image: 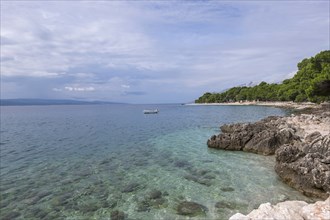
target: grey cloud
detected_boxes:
[0,56,15,62]
[122,91,147,96]
[0,36,16,45]
[1,1,328,103]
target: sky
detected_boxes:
[1,1,329,104]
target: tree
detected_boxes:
[195,50,330,103]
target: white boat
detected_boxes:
[143,109,159,114]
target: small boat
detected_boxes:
[143,109,159,114]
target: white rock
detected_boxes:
[247,201,306,220]
[300,197,330,220]
[229,213,251,220]
[229,198,330,220]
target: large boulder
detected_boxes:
[207,116,300,155]
[208,110,330,200]
[275,133,330,199]
[300,197,330,220]
[229,197,330,220]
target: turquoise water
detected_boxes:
[0,104,314,219]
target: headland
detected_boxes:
[204,102,330,219]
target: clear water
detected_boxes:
[0,104,314,219]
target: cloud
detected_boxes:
[64,86,95,92]
[122,91,146,96]
[52,88,62,92]
[284,71,298,81]
[1,1,329,103]
[121,84,130,89]
[1,1,154,78]
[52,86,95,92]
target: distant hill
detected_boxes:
[0,99,123,106]
[195,50,330,104]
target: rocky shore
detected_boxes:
[229,196,330,220]
[206,104,330,218]
[208,104,330,199]
[187,101,318,110]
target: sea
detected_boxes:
[0,104,315,219]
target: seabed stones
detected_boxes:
[137,189,168,212]
[220,187,235,192]
[110,210,126,220]
[183,168,217,187]
[176,201,208,217]
[2,211,21,220]
[147,190,162,200]
[121,182,141,193]
[215,201,242,210]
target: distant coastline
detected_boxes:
[0,99,123,106]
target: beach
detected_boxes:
[186,101,320,110]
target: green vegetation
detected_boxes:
[195,50,330,104]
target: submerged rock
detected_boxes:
[151,198,167,208]
[184,174,212,186]
[215,201,236,209]
[110,210,125,220]
[215,200,247,211]
[25,190,52,205]
[220,187,235,192]
[29,208,48,219]
[2,211,21,220]
[121,182,140,193]
[137,190,167,211]
[184,169,215,186]
[51,192,73,207]
[176,201,208,216]
[136,200,151,212]
[173,159,191,168]
[147,190,162,200]
[229,197,330,220]
[101,200,117,208]
[79,202,100,213]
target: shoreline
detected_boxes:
[208,104,329,197]
[186,101,322,110]
[230,197,330,220]
[204,103,330,219]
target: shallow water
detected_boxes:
[0,104,314,219]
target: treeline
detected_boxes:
[195,50,330,103]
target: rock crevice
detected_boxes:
[275,133,330,199]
